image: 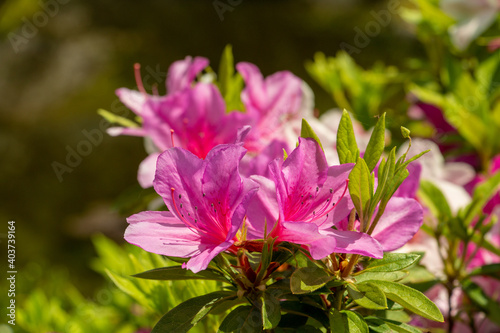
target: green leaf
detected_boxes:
[329,310,369,333]
[471,235,500,257]
[349,157,371,224]
[463,280,500,325]
[347,282,387,310]
[133,266,229,283]
[377,309,411,323]
[290,267,333,294]
[280,301,329,327]
[337,109,359,164]
[398,149,430,171]
[367,280,444,322]
[399,266,438,293]
[276,313,308,329]
[218,44,234,98]
[417,180,452,219]
[363,113,386,172]
[283,148,288,161]
[372,148,396,211]
[300,118,324,150]
[360,253,421,273]
[467,263,500,280]
[261,292,281,329]
[366,317,421,333]
[410,84,446,109]
[152,291,236,333]
[443,98,488,153]
[354,271,407,283]
[219,306,263,333]
[364,317,393,333]
[98,109,139,128]
[461,171,500,226]
[275,325,323,333]
[217,44,245,112]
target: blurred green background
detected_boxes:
[0,0,422,298]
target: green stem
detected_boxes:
[334,285,346,311]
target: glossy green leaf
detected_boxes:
[290,267,333,294]
[363,113,386,172]
[219,306,262,333]
[371,148,395,212]
[133,266,229,283]
[364,317,393,333]
[367,317,421,333]
[217,44,245,112]
[300,118,324,150]
[367,280,443,322]
[151,291,236,333]
[360,253,421,273]
[354,271,407,283]
[218,44,234,98]
[399,266,438,293]
[467,263,500,280]
[261,292,281,329]
[329,310,369,333]
[347,282,387,310]
[337,109,359,164]
[349,157,371,222]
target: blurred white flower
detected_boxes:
[441,0,500,50]
[399,138,475,213]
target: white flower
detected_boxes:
[441,0,500,50]
[399,138,475,213]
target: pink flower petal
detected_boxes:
[371,197,423,251]
[167,56,209,94]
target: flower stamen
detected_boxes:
[134,63,147,95]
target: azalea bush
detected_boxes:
[92,0,500,328]
[94,43,440,332]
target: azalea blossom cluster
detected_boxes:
[108,56,307,187]
[109,56,423,274]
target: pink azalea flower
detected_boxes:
[237,62,305,154]
[333,160,424,253]
[246,137,383,260]
[124,144,258,273]
[110,57,250,187]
